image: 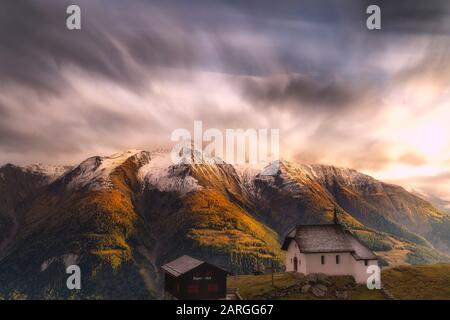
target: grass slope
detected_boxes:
[230,265,450,300]
[382,263,450,299]
[0,157,157,299]
[228,272,303,299]
[228,272,385,300]
[142,163,285,274]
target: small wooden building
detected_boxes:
[162,255,228,300]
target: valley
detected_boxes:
[0,149,449,299]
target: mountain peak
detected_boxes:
[107,149,144,159]
[0,162,72,183]
[63,149,153,190]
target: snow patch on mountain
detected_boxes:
[279,161,381,191]
[24,164,72,182]
[66,149,143,190]
[138,151,201,195]
[234,163,263,185]
[260,160,282,176]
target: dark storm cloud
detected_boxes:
[0,0,450,179]
[0,115,83,155]
[361,0,450,34]
[0,0,287,93]
[0,0,204,93]
[1,0,123,92]
[2,0,448,94]
[242,75,377,113]
[0,85,164,162]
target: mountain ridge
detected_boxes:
[0,149,449,299]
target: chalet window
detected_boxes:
[208,283,218,293]
[364,260,368,266]
[321,255,325,265]
[336,255,340,264]
[187,284,199,294]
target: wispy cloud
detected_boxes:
[1,0,450,201]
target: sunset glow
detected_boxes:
[1,0,450,203]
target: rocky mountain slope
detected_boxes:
[0,149,449,299]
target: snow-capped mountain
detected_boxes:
[59,149,149,190]
[21,164,72,182]
[138,150,202,195]
[0,148,449,299]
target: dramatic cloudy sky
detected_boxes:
[1,0,450,203]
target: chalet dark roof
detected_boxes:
[161,255,204,277]
[281,224,377,260]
